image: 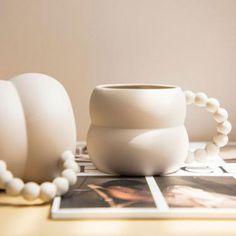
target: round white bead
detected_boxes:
[217,121,232,135]
[0,170,13,189]
[185,151,195,163]
[39,182,57,202]
[194,149,207,162]
[0,160,7,171]
[194,92,208,107]
[206,98,220,113]
[213,133,229,147]
[61,150,75,162]
[206,142,219,156]
[185,90,195,105]
[61,169,77,186]
[5,178,24,196]
[213,108,228,123]
[22,182,40,201]
[63,160,79,173]
[53,177,69,196]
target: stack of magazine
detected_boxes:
[51,142,236,219]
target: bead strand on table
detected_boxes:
[184,90,232,163]
[0,150,79,202]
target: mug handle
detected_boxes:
[184,90,232,163]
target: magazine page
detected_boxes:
[51,142,236,219]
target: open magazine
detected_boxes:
[51,142,236,219]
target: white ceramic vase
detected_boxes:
[87,84,231,175]
[0,73,76,183]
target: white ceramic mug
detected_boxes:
[87,84,231,175]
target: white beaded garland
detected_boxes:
[217,121,232,135]
[61,150,75,162]
[206,142,219,156]
[213,133,229,147]
[194,149,207,162]
[6,178,24,196]
[22,182,40,201]
[61,169,77,186]
[63,160,79,173]
[194,92,208,107]
[206,98,220,113]
[0,150,78,202]
[53,177,69,196]
[213,108,228,123]
[0,160,7,171]
[0,170,13,189]
[185,90,195,105]
[39,182,57,202]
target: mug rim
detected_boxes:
[96,83,179,90]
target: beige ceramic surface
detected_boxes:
[0,73,77,183]
[88,125,189,175]
[87,84,189,175]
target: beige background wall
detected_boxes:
[0,0,235,141]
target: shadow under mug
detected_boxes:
[87,84,231,175]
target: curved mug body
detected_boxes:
[87,84,189,175]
